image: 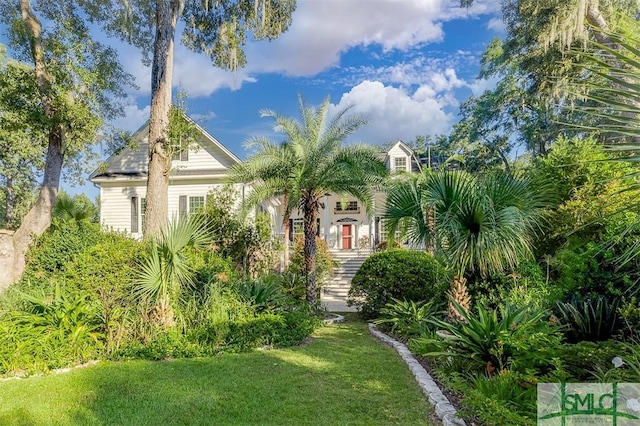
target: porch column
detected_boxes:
[324,193,330,242]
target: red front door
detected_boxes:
[342,225,352,249]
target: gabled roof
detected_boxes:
[90,117,241,182]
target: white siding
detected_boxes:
[100,179,249,238]
[100,181,147,238]
[388,143,411,173]
[170,136,234,171]
[103,140,149,174]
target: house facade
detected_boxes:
[90,122,254,239]
[276,141,414,250]
[91,123,417,249]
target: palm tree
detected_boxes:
[230,139,298,270]
[384,169,547,320]
[136,215,211,329]
[52,192,97,224]
[248,95,387,305]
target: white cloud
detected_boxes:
[244,0,500,77]
[487,17,506,32]
[172,45,257,96]
[114,0,500,99]
[469,75,499,96]
[111,102,151,132]
[331,80,454,144]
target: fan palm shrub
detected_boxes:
[136,216,211,329]
[384,170,547,320]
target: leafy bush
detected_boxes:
[469,261,559,311]
[347,249,448,319]
[467,371,536,425]
[0,285,104,374]
[420,302,561,373]
[555,296,623,343]
[115,331,207,360]
[225,309,319,351]
[236,277,289,312]
[276,271,306,301]
[554,340,628,381]
[20,221,104,289]
[289,236,335,287]
[196,186,279,276]
[374,298,442,337]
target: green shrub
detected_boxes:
[469,261,559,311]
[467,371,536,425]
[226,309,319,351]
[347,249,448,319]
[554,340,628,381]
[289,237,335,287]
[20,221,104,290]
[0,285,104,374]
[236,277,289,312]
[115,331,207,360]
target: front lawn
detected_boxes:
[0,318,434,425]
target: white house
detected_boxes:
[91,123,418,250]
[90,121,254,239]
[277,140,416,250]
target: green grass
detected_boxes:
[0,318,435,425]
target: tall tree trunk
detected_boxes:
[426,206,435,255]
[5,176,15,227]
[12,131,64,281]
[143,0,184,238]
[1,0,66,289]
[282,192,291,269]
[303,198,318,305]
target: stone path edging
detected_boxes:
[368,323,466,426]
[323,313,346,324]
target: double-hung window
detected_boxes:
[394,157,407,172]
[179,195,205,217]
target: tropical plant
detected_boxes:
[7,283,104,366]
[195,185,276,276]
[384,170,547,320]
[230,139,297,269]
[236,278,289,312]
[247,95,387,305]
[560,22,640,267]
[52,192,97,224]
[288,236,335,295]
[374,298,443,337]
[136,216,211,329]
[555,296,623,342]
[421,301,559,373]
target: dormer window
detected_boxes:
[394,157,407,172]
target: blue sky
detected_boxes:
[10,0,506,198]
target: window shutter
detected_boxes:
[288,219,293,242]
[316,218,320,236]
[179,195,187,217]
[131,197,139,233]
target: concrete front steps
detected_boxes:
[321,249,370,312]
